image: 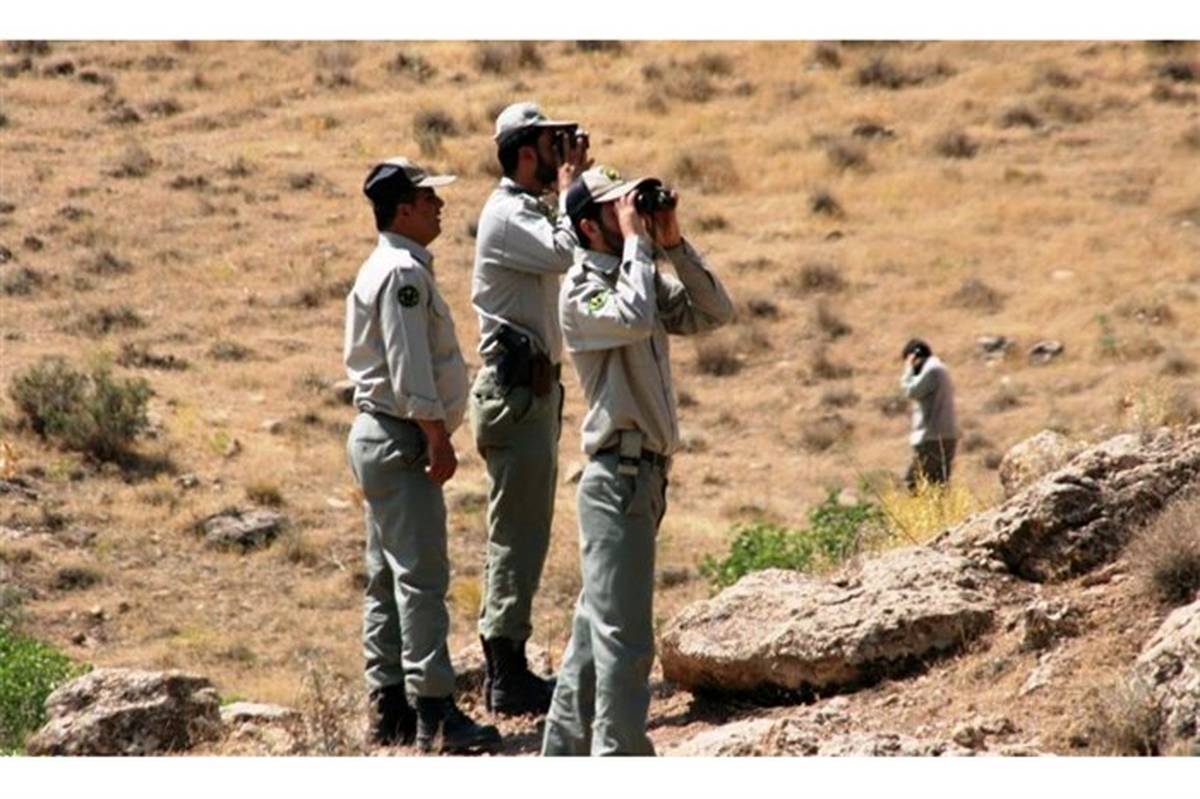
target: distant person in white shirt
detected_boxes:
[899,338,959,492]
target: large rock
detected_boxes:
[26,669,221,755]
[1133,599,1200,747]
[937,426,1200,581]
[659,548,994,696]
[202,509,285,551]
[998,430,1084,498]
[668,718,971,756]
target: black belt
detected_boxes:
[483,353,561,386]
[596,447,671,470]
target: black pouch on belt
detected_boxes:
[494,325,533,392]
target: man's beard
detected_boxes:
[598,216,625,255]
[534,149,557,187]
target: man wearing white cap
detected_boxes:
[541,166,735,755]
[345,157,501,754]
[469,102,591,716]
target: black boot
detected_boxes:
[415,696,502,755]
[367,683,416,747]
[486,637,556,717]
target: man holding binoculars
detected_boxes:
[541,165,735,756]
[469,102,591,716]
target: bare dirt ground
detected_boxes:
[2,40,1198,754]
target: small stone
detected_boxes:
[952,722,985,749]
[71,631,87,646]
[980,716,1016,736]
[223,438,242,458]
[1050,269,1075,282]
[260,419,283,434]
[325,497,351,510]
[220,702,300,726]
[116,600,131,614]
[88,605,105,621]
[176,474,200,490]
[977,335,1013,357]
[1028,339,1064,364]
[202,508,285,551]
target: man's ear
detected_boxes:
[578,217,600,248]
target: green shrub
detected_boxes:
[8,356,152,462]
[0,623,88,753]
[700,490,885,590]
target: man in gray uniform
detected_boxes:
[344,156,501,754]
[900,338,959,492]
[470,102,591,716]
[541,166,735,756]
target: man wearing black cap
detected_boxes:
[469,102,591,716]
[900,338,959,492]
[344,156,501,754]
[542,165,734,756]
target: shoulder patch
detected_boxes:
[397,284,421,308]
[586,291,610,313]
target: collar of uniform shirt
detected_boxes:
[378,231,435,270]
[581,249,621,276]
[499,176,540,198]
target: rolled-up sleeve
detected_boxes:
[561,236,658,352]
[378,272,445,420]
[656,239,736,335]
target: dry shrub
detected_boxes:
[933,129,980,159]
[413,108,458,156]
[1039,94,1094,123]
[982,383,1021,414]
[800,414,852,453]
[145,98,182,118]
[1160,352,1196,376]
[474,42,542,75]
[81,251,133,276]
[808,345,853,381]
[1180,125,1200,151]
[1157,59,1197,83]
[809,189,843,217]
[695,338,742,377]
[54,565,102,591]
[1036,64,1082,89]
[1128,493,1200,606]
[820,388,859,408]
[812,42,841,69]
[574,41,625,54]
[386,50,436,83]
[670,152,740,193]
[813,299,851,339]
[696,215,728,232]
[1151,83,1198,105]
[208,340,253,362]
[107,143,156,178]
[66,305,145,336]
[642,53,735,104]
[2,266,44,297]
[1119,381,1199,431]
[874,477,982,544]
[999,105,1042,129]
[779,262,846,297]
[877,394,908,417]
[117,342,187,371]
[825,139,868,172]
[314,46,357,88]
[948,278,1003,313]
[1081,680,1162,756]
[744,297,779,320]
[246,481,284,508]
[294,662,367,755]
[855,56,952,90]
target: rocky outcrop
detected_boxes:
[998,430,1084,498]
[1134,599,1200,747]
[659,548,994,696]
[937,426,1200,581]
[668,718,972,756]
[1019,599,1083,652]
[26,669,221,755]
[202,509,284,551]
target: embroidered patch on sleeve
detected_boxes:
[397,285,421,308]
[586,291,609,313]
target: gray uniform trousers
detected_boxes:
[347,412,456,698]
[469,364,562,641]
[541,451,667,756]
[905,437,958,491]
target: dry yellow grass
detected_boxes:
[1,40,1199,712]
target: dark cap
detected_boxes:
[564,165,656,224]
[901,338,932,360]
[494,101,577,148]
[362,156,456,205]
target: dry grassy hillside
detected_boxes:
[1,40,1198,727]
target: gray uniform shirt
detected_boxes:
[472,177,578,366]
[560,236,735,457]
[344,232,469,432]
[900,355,958,446]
